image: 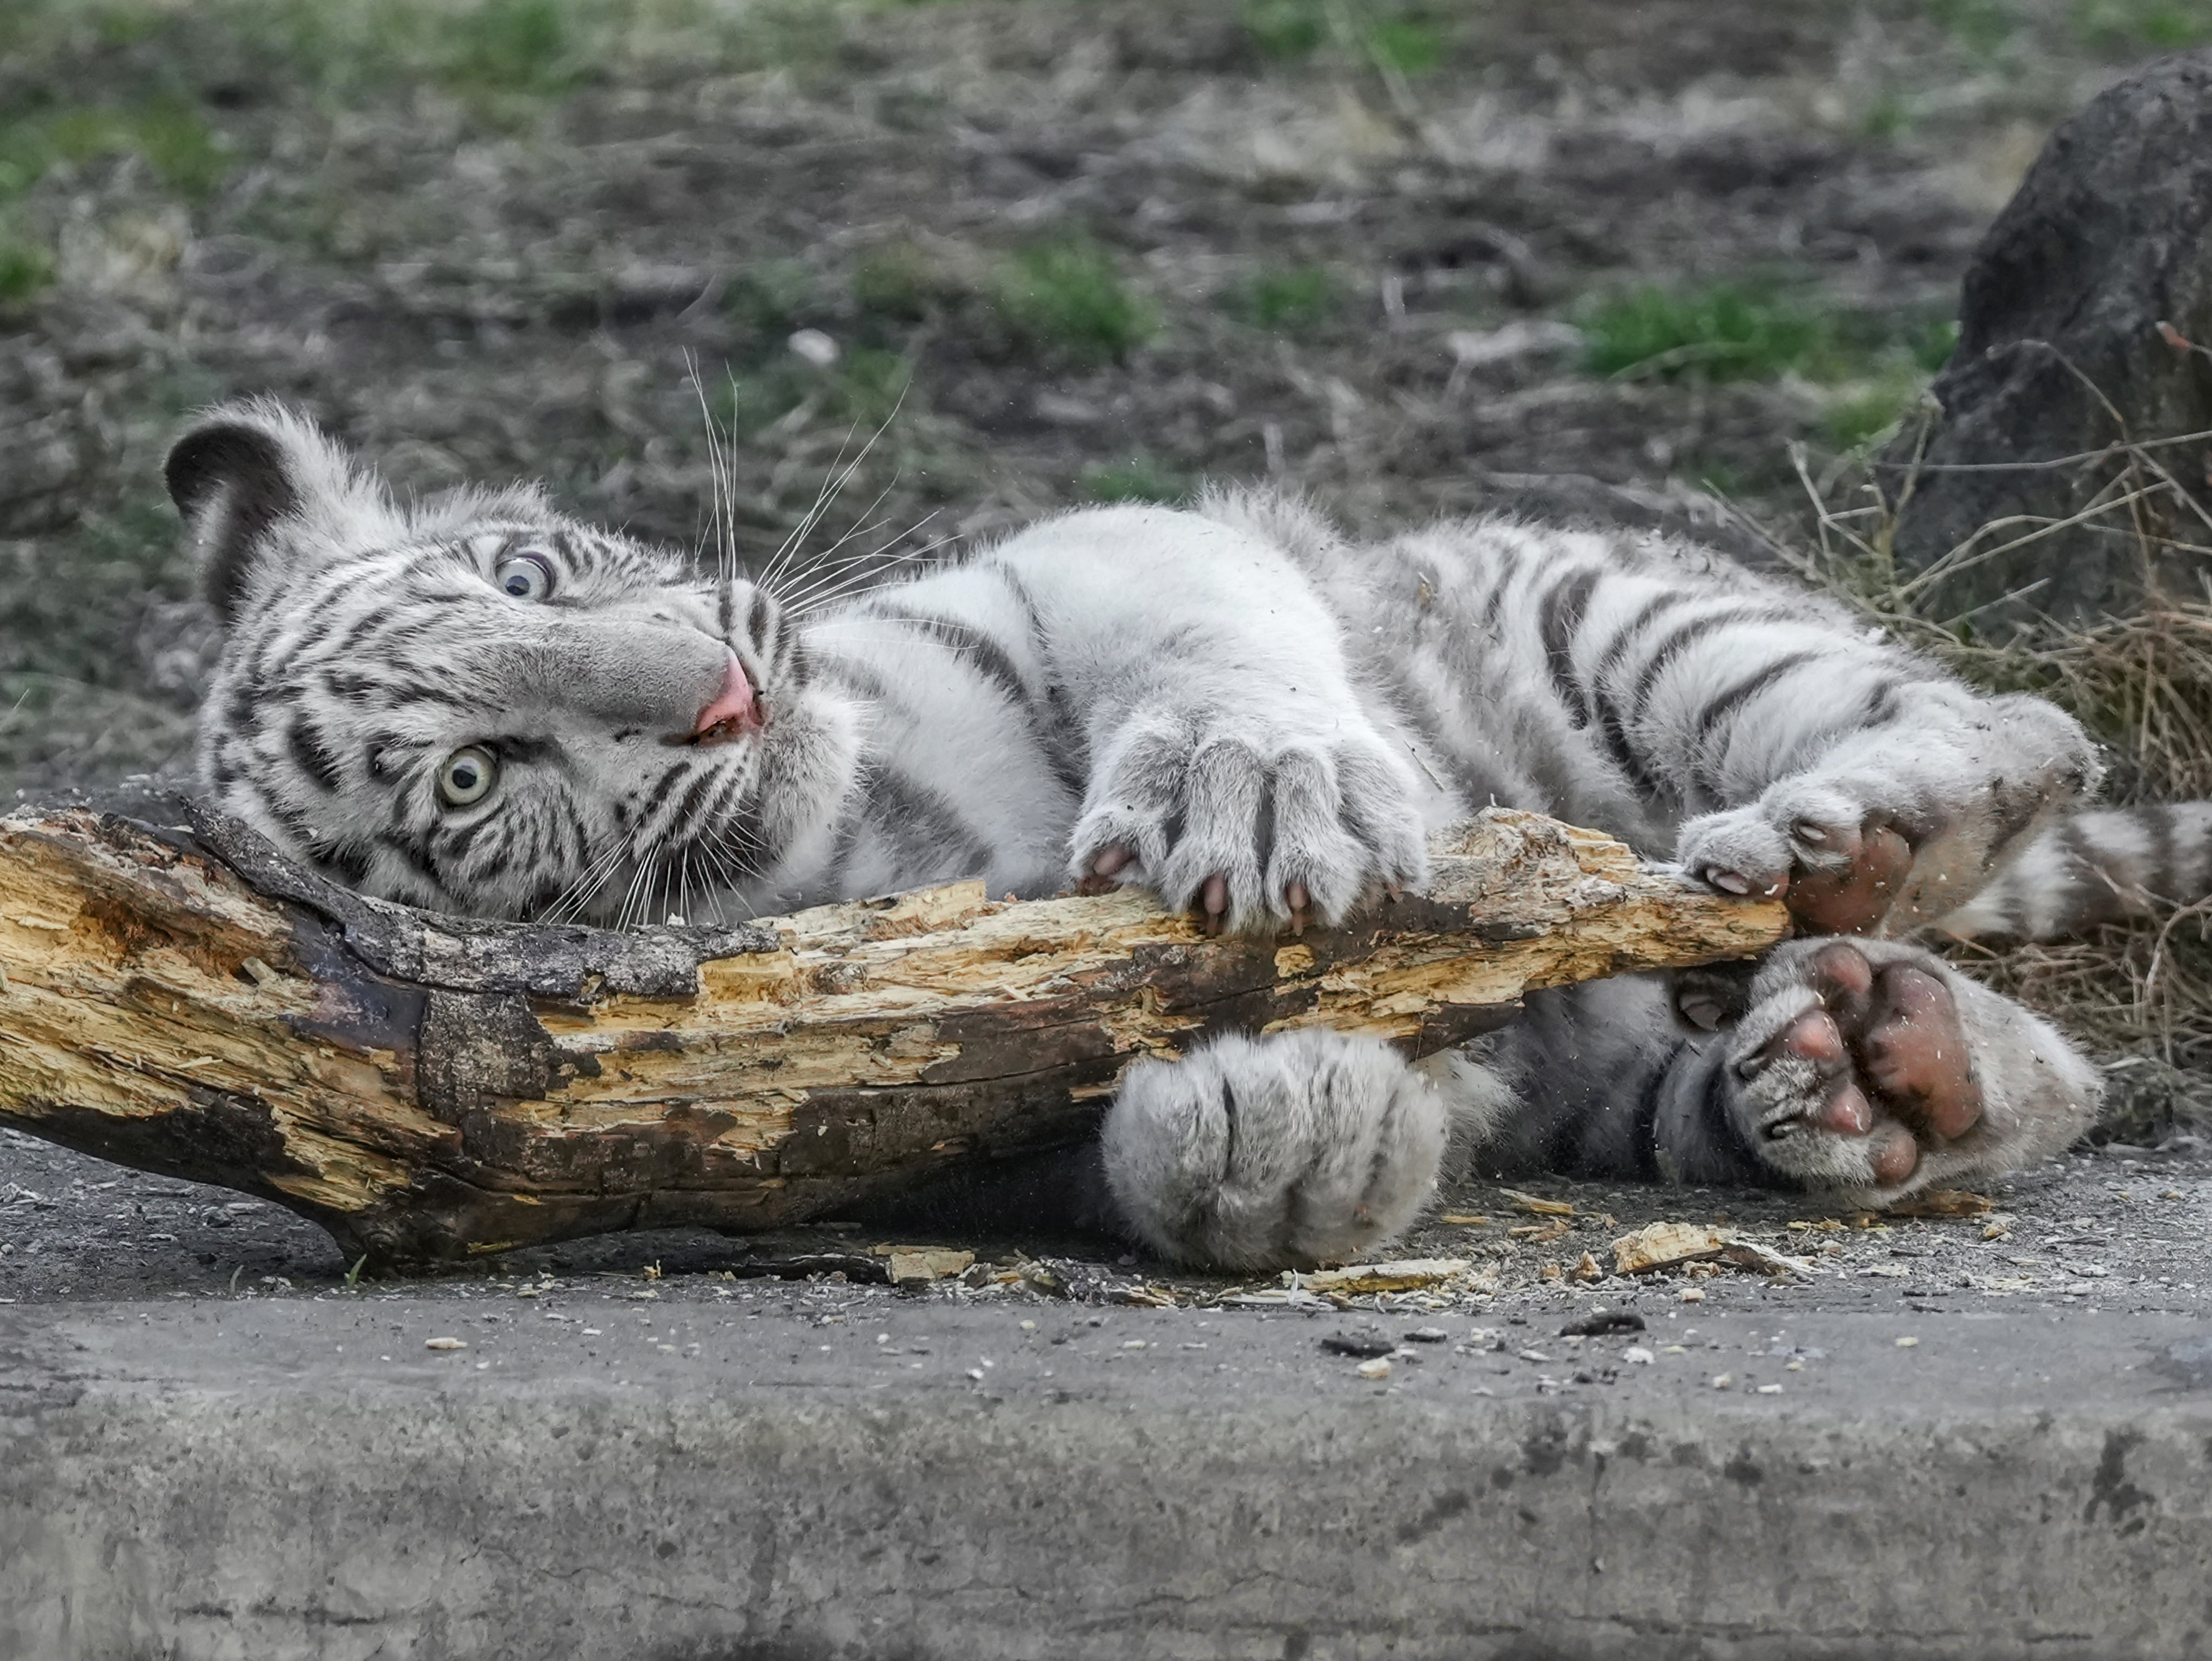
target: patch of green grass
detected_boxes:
[1365,16,1441,74]
[439,0,582,93]
[0,0,823,124]
[1583,283,1961,389]
[88,1,175,47]
[991,239,1157,365]
[1583,284,1827,384]
[1243,0,1329,58]
[721,361,811,438]
[2072,0,2212,51]
[1908,317,1960,374]
[53,101,230,196]
[721,346,913,439]
[1241,0,1449,72]
[1859,91,1913,142]
[853,241,961,322]
[830,346,915,428]
[0,100,232,204]
[1687,458,1749,501]
[1925,0,2021,50]
[725,259,822,337]
[0,228,55,310]
[1229,265,1337,336]
[0,495,196,690]
[1582,280,1960,455]
[1079,456,1193,506]
[1822,368,1932,452]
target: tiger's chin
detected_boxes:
[741,680,866,896]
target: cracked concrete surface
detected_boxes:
[7,1127,2212,1658]
[5,1286,2209,1660]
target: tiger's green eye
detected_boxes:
[495,552,554,601]
[439,746,497,808]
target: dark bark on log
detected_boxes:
[0,800,1785,1267]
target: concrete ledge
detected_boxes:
[4,1300,2207,1660]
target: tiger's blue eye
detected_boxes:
[495,553,554,601]
[439,745,498,808]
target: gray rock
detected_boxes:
[1882,50,2212,628]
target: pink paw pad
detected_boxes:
[1705,817,1915,936]
[1753,942,1984,1186]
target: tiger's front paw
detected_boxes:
[1099,1030,1448,1270]
[1727,938,2099,1199]
[1676,695,2097,936]
[1677,792,1917,936]
[1070,711,1426,934]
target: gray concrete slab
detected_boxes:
[8,1128,2212,1658]
[7,1291,2212,1659]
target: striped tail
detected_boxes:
[1935,803,2212,942]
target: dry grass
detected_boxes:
[1727,405,2212,1140]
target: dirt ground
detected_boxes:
[0,0,2190,791]
[4,1,2212,1297]
[11,1121,2212,1342]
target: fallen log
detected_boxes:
[0,801,1786,1267]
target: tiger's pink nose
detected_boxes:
[692,649,757,741]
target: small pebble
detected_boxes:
[1559,1311,1645,1337]
[1404,1326,1450,1343]
[1895,1336,1920,1348]
[1711,1373,1733,1389]
[1355,1358,1392,1380]
[788,328,839,368]
[1623,1346,1655,1365]
[1756,1383,1783,1395]
[1679,1288,1706,1303]
[425,1336,467,1351]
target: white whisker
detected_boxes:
[779,534,960,618]
[771,525,956,609]
[757,381,914,593]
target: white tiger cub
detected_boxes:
[172,399,2142,1270]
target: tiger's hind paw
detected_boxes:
[1727,938,2100,1199]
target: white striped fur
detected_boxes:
[176,405,2158,1268]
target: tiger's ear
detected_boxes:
[165,399,398,623]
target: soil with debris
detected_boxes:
[4,2,2211,1299]
[10,1128,2211,1359]
[0,0,2182,790]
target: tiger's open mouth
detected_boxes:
[690,708,763,745]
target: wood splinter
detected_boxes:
[0,799,1784,1267]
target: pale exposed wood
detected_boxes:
[0,801,1785,1266]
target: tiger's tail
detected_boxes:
[1935,803,2212,942]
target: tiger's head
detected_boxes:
[171,399,861,923]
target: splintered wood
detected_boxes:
[1610,1221,1814,1280]
[0,801,1784,1266]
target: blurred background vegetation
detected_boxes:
[0,0,2206,793]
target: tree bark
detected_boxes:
[0,801,1785,1267]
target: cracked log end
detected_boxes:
[0,803,1784,1267]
